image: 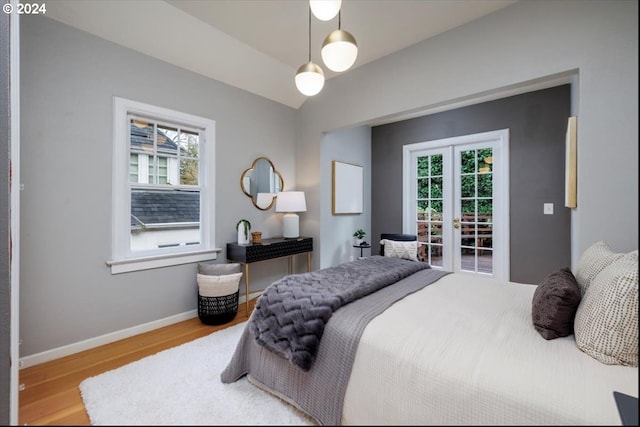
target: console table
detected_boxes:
[226,236,313,315]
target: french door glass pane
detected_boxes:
[416,153,443,267]
[459,147,493,274]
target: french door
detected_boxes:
[403,129,509,281]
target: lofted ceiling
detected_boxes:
[45,0,516,109]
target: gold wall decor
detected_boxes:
[565,116,577,208]
[240,157,283,210]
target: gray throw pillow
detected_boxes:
[197,262,242,276]
[531,267,581,340]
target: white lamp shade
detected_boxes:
[295,62,325,96]
[321,29,358,72]
[276,191,307,213]
[309,0,341,21]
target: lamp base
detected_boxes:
[282,213,300,238]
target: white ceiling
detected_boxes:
[45,0,516,109]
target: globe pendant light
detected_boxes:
[295,6,325,96]
[321,11,358,72]
[295,62,325,96]
[309,0,341,21]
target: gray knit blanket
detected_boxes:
[248,255,430,370]
[221,267,451,425]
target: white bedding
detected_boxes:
[342,274,638,425]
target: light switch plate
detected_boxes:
[544,203,554,215]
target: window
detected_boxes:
[109,97,218,274]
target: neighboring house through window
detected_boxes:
[109,97,217,274]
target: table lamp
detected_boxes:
[275,191,307,238]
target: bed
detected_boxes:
[221,238,638,425]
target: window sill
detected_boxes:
[107,248,222,274]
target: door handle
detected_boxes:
[453,217,460,229]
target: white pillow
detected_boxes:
[574,241,624,296]
[197,272,243,297]
[381,239,419,261]
[574,250,638,367]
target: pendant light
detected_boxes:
[321,11,358,72]
[309,0,341,21]
[295,6,325,96]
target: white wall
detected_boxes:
[299,0,638,270]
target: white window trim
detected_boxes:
[109,97,219,274]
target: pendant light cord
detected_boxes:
[338,10,341,30]
[308,7,312,62]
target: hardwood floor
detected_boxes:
[18,299,256,425]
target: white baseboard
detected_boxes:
[19,310,197,369]
[19,291,260,369]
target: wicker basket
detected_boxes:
[198,290,239,325]
[196,272,241,325]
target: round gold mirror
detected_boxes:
[240,157,284,210]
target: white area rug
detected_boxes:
[79,321,314,425]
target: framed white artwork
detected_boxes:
[332,160,363,215]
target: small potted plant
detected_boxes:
[236,219,252,245]
[353,228,367,246]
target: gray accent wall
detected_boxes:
[371,85,571,284]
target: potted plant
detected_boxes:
[353,228,367,245]
[236,219,252,245]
